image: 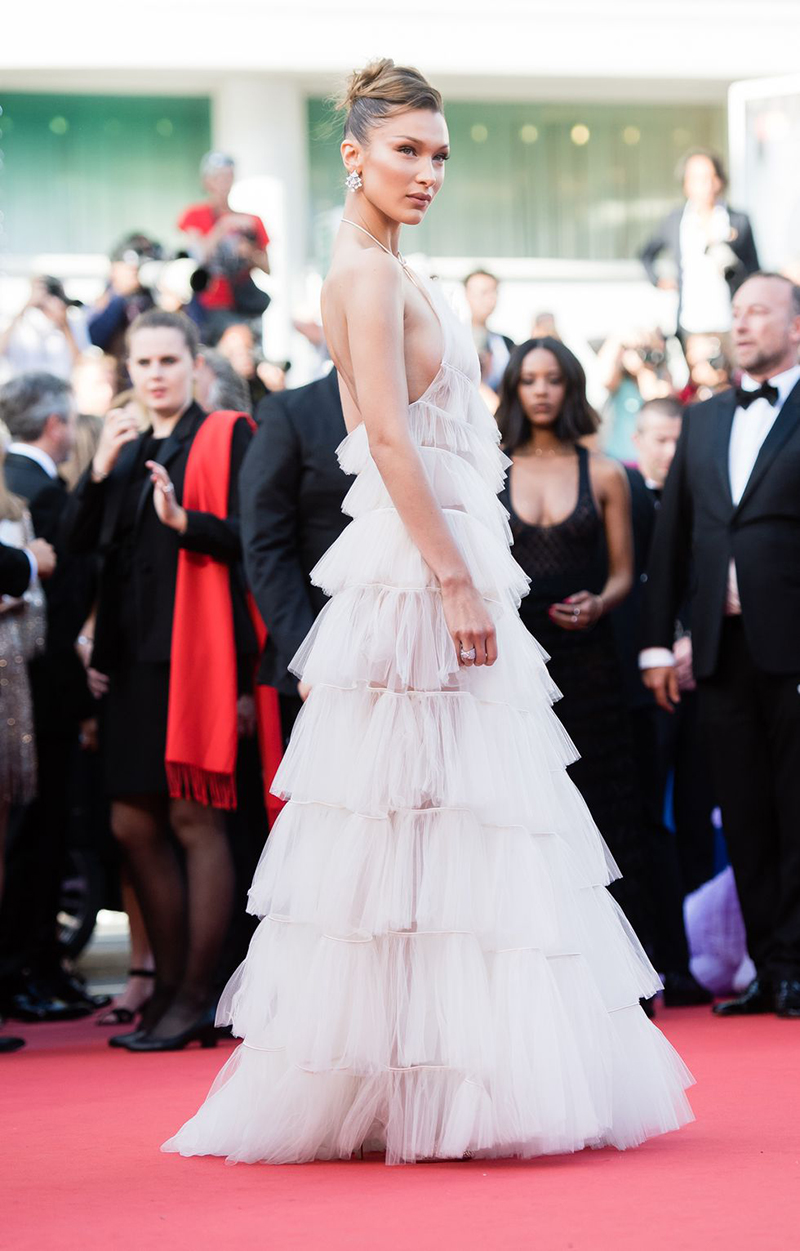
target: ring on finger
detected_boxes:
[460,646,477,662]
[162,482,175,494]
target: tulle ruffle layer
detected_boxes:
[289,586,558,703]
[163,948,692,1165]
[310,506,530,606]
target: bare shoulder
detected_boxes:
[587,450,629,496]
[324,248,402,305]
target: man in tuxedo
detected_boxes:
[641,272,800,1018]
[611,399,712,1008]
[0,373,102,1023]
[239,367,348,737]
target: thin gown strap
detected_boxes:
[340,218,439,319]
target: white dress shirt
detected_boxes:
[6,442,59,480]
[679,202,735,334]
[640,363,800,670]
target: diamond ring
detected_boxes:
[460,647,476,662]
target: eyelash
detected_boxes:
[398,146,449,162]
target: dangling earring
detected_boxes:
[345,169,363,192]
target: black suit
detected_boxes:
[642,382,800,982]
[0,542,31,598]
[0,450,94,988]
[639,204,759,332]
[240,370,348,703]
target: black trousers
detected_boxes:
[654,691,717,895]
[698,617,800,982]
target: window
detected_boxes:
[308,97,726,263]
[1,93,211,256]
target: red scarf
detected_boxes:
[166,410,284,817]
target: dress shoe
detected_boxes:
[0,1034,26,1053]
[109,1027,149,1049]
[0,977,91,1023]
[662,971,714,1008]
[774,979,800,1018]
[119,1009,219,1052]
[39,970,112,1012]
[712,978,772,1017]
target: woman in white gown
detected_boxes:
[163,58,694,1166]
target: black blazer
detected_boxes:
[0,541,32,599]
[641,381,800,679]
[64,402,255,673]
[240,370,349,694]
[4,450,95,727]
[639,204,760,327]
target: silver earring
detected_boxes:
[345,169,363,192]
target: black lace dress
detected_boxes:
[504,446,651,941]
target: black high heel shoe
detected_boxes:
[118,1008,219,1052]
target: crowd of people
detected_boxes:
[0,139,798,1057]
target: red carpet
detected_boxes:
[3,1008,799,1250]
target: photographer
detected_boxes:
[178,152,271,346]
[639,149,760,339]
[0,276,89,382]
[597,328,675,461]
[87,236,158,389]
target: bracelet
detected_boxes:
[90,466,108,483]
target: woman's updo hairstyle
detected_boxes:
[335,58,443,143]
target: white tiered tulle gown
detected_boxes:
[163,269,694,1165]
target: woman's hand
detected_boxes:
[145,461,188,533]
[92,407,140,481]
[441,578,498,667]
[549,590,604,631]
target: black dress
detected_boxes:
[504,445,651,941]
[103,432,172,796]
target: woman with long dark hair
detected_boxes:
[65,309,256,1051]
[497,336,654,941]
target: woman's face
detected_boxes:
[127,328,196,417]
[343,108,450,226]
[516,348,567,430]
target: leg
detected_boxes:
[671,692,718,894]
[759,668,800,982]
[145,798,233,1039]
[110,796,186,1030]
[697,621,779,982]
[97,869,155,1023]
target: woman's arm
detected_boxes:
[336,252,496,666]
[549,456,633,630]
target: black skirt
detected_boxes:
[102,661,170,797]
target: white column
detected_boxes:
[211,74,309,365]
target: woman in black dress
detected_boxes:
[497,338,652,943]
[65,310,256,1050]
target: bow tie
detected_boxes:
[735,382,779,409]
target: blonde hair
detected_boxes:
[60,412,104,491]
[335,58,443,143]
[0,423,27,521]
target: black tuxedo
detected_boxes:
[639,204,759,331]
[0,450,94,989]
[0,541,31,598]
[643,384,800,679]
[240,370,348,698]
[642,382,800,982]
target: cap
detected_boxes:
[200,151,235,177]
